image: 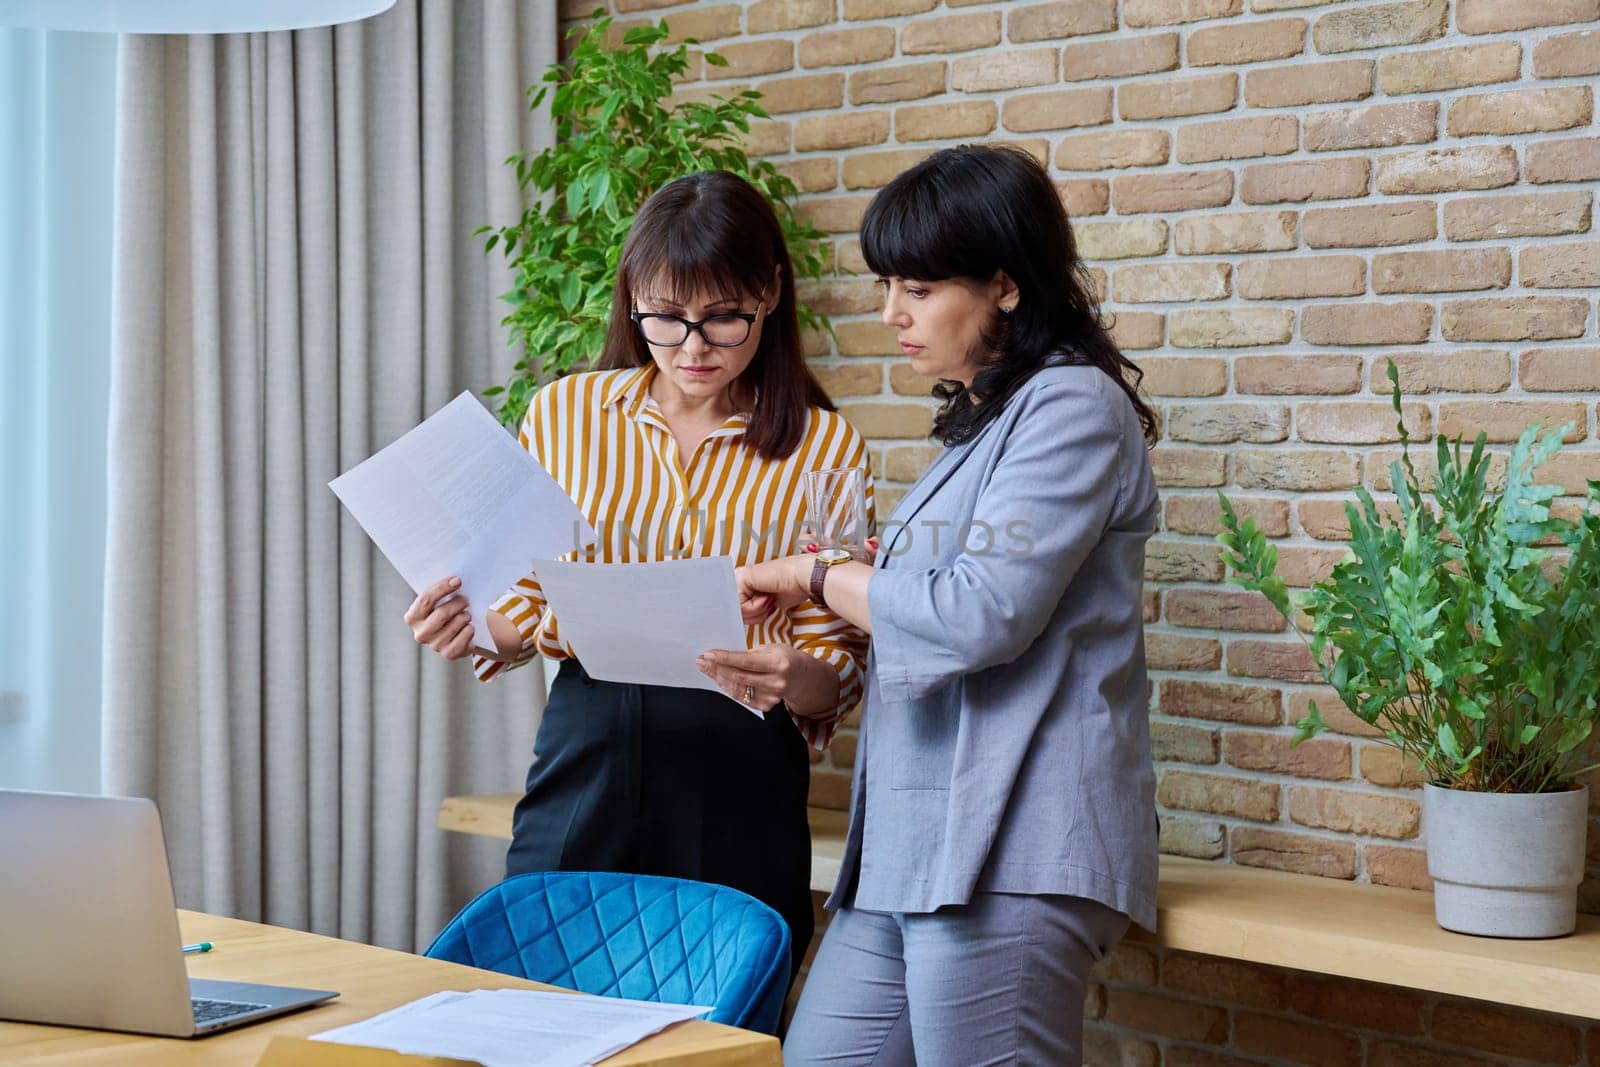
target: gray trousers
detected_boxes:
[783,892,1129,1066]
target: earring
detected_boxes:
[999,305,1014,317]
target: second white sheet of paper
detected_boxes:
[532,556,757,709]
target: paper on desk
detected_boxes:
[310,988,710,1067]
[329,392,594,643]
[531,556,758,711]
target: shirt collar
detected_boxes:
[602,364,655,416]
[604,363,753,438]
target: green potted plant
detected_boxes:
[1218,359,1600,938]
[480,12,830,429]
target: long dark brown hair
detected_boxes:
[860,145,1159,446]
[599,171,833,460]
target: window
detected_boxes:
[0,29,116,791]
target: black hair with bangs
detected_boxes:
[860,144,1158,446]
[599,171,832,460]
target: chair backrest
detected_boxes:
[425,871,792,1034]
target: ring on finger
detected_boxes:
[743,685,754,703]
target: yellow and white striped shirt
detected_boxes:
[473,364,873,749]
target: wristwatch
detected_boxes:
[808,547,852,610]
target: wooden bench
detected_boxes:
[438,793,1600,1021]
[438,794,848,893]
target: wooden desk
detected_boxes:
[0,911,778,1065]
[440,793,1600,1021]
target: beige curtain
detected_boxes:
[103,0,556,951]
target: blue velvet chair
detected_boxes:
[424,871,793,1034]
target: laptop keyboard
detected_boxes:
[192,997,270,1025]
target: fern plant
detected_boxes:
[480,12,830,428]
[1218,359,1600,794]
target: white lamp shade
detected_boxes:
[0,0,399,33]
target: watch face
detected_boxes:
[816,547,852,564]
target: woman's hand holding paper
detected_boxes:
[696,644,840,719]
[405,576,520,661]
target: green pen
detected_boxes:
[182,941,214,955]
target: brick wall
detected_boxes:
[1083,942,1600,1066]
[561,0,1600,1059]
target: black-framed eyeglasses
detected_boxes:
[630,303,762,348]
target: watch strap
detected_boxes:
[809,557,832,609]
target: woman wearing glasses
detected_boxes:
[402,171,872,974]
[738,146,1160,1064]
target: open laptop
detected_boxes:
[0,789,338,1037]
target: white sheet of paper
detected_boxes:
[329,392,595,642]
[531,556,757,709]
[311,988,710,1067]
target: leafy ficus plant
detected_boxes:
[479,12,830,429]
[1218,359,1600,794]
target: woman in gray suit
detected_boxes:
[711,145,1161,1065]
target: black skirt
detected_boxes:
[505,659,814,976]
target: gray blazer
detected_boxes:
[830,362,1159,930]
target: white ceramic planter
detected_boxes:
[1423,783,1589,939]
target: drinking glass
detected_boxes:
[803,467,869,562]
